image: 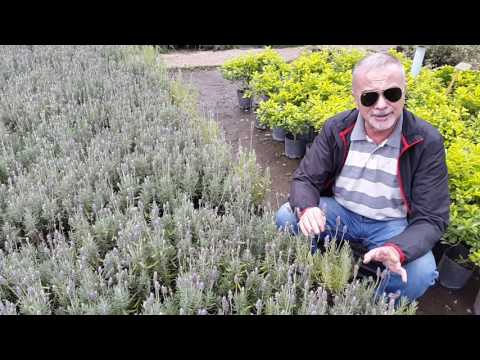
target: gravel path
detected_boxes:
[160,45,397,69]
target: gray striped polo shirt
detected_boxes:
[333,113,407,220]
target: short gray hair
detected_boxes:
[352,52,406,89]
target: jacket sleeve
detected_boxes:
[289,120,337,211]
[388,135,450,263]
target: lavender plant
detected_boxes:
[0,45,415,315]
[312,233,353,295]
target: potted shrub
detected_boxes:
[272,126,287,142]
[438,243,475,290]
[281,103,313,159]
[256,96,287,142]
[253,103,267,130]
[437,139,480,290]
[220,48,285,112]
[438,203,480,289]
[298,125,316,150]
[220,56,255,111]
[284,131,308,159]
[253,49,359,146]
[252,94,271,130]
[249,62,291,102]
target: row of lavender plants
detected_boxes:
[0,45,415,314]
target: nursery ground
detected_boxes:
[176,66,480,315]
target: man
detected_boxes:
[275,52,450,302]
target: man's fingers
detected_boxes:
[390,264,408,283]
[399,267,408,283]
[376,248,390,262]
[388,261,408,283]
[306,212,320,235]
[303,216,314,235]
[375,247,396,264]
[310,208,326,232]
[365,246,408,283]
[300,207,326,236]
[364,247,390,264]
[299,221,309,237]
[316,212,326,232]
[301,216,315,236]
[363,248,377,263]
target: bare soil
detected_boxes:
[166,46,480,315]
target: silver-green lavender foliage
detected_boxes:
[0,45,415,315]
[313,233,353,295]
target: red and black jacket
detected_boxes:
[289,108,450,263]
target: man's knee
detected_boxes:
[275,202,299,235]
[407,253,438,297]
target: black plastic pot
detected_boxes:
[298,125,316,143]
[272,127,286,142]
[432,241,449,264]
[255,116,268,130]
[253,104,267,130]
[284,132,307,159]
[237,89,253,112]
[438,245,474,290]
[299,126,316,153]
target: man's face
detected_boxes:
[353,64,405,134]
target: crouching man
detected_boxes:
[276,52,450,302]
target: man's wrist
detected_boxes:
[297,207,315,218]
[384,243,406,264]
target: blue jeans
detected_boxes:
[275,197,438,302]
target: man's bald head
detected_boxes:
[352,53,406,93]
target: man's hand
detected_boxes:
[363,246,408,283]
[298,207,326,237]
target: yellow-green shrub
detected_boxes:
[307,94,355,130]
[441,139,480,260]
[249,62,291,99]
[220,48,285,92]
[444,203,480,250]
[446,138,480,205]
[254,49,363,135]
[469,248,480,267]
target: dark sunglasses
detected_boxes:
[360,87,403,107]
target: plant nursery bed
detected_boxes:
[174,68,300,208]
[180,67,480,315]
